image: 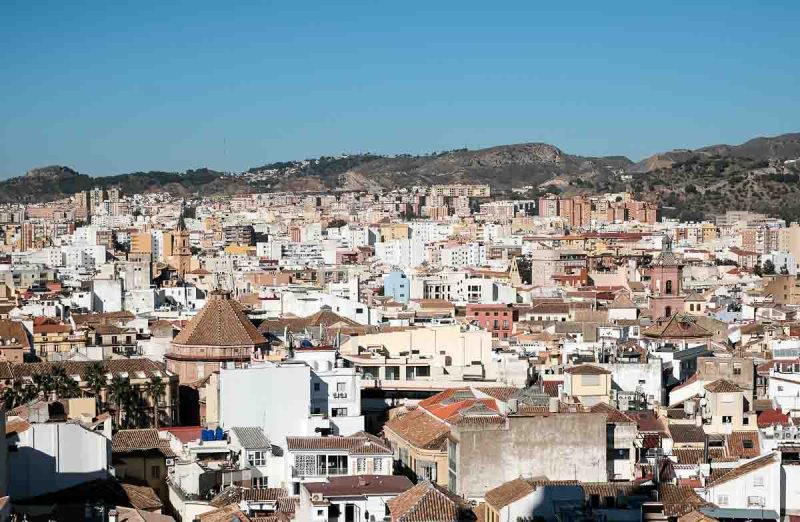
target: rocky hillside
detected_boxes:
[607,133,800,222]
[3,133,799,222]
[244,144,632,192]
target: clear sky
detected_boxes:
[1,1,798,179]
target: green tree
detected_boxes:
[85,362,107,411]
[763,260,776,275]
[145,376,167,428]
[108,376,133,428]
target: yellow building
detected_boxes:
[129,232,153,254]
[563,364,611,406]
[380,224,411,241]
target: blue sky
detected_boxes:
[1,1,798,178]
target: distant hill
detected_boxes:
[3,133,800,223]
[610,133,800,222]
[244,144,633,192]
[0,166,245,203]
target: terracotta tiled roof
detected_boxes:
[483,478,535,509]
[589,402,636,424]
[258,307,359,334]
[384,409,450,451]
[173,290,267,347]
[725,431,761,459]
[705,452,779,488]
[643,315,713,339]
[704,379,742,393]
[758,408,791,428]
[658,484,709,518]
[564,364,610,375]
[669,424,706,444]
[11,359,170,381]
[120,483,163,511]
[304,475,413,497]
[388,481,473,522]
[286,432,391,455]
[210,486,287,508]
[197,504,250,522]
[672,448,735,465]
[112,429,175,458]
[476,387,520,402]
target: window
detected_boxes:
[336,382,346,392]
[722,416,733,424]
[373,458,383,473]
[249,451,267,466]
[332,408,348,417]
[612,449,630,460]
[252,476,268,488]
[665,280,673,295]
[753,476,764,487]
[743,417,749,426]
[313,383,320,392]
[150,465,160,479]
[733,363,742,375]
[747,496,765,507]
[717,494,729,506]
[356,458,367,473]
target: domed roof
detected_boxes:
[173,290,267,347]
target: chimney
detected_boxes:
[108,509,118,522]
[548,397,559,413]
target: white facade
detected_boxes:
[6,421,111,500]
[701,453,781,514]
[220,363,315,449]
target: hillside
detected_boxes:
[607,133,800,222]
[0,166,246,203]
[3,133,800,223]
[244,144,633,192]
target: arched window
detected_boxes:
[665,280,673,295]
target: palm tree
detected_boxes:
[108,376,132,428]
[51,365,69,398]
[85,362,107,411]
[2,386,18,409]
[144,376,166,428]
[33,373,54,399]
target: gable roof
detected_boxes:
[483,478,534,510]
[173,290,266,347]
[287,432,392,455]
[231,426,271,450]
[112,428,175,458]
[388,481,474,522]
[704,379,742,393]
[384,409,450,451]
[643,315,713,339]
[705,452,779,488]
[565,364,610,375]
[258,308,359,334]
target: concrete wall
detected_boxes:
[782,464,800,516]
[8,423,110,500]
[452,413,606,499]
[219,363,311,448]
[600,360,663,406]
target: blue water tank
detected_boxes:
[215,427,224,441]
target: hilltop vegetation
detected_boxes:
[3,133,800,222]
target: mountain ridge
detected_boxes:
[2,133,798,212]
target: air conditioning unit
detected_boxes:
[166,458,175,467]
[312,493,324,502]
